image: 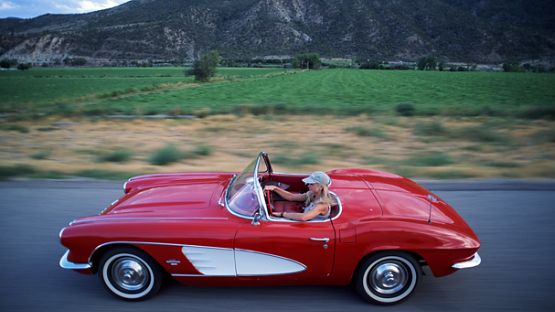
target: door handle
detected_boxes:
[309,237,330,243]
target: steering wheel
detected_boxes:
[264,189,275,215]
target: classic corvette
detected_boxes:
[59,152,481,304]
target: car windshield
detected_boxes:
[226,154,265,218]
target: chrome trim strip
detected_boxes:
[59,250,92,270]
[171,273,229,277]
[71,217,228,225]
[452,252,481,269]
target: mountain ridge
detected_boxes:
[1,0,554,65]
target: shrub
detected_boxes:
[345,126,387,138]
[17,63,32,71]
[0,58,17,69]
[293,53,321,70]
[31,150,51,160]
[395,103,415,116]
[186,50,220,82]
[0,124,29,133]
[413,121,447,136]
[149,144,183,165]
[518,106,555,120]
[417,56,437,70]
[192,145,213,156]
[0,164,36,180]
[97,149,133,163]
[452,125,513,144]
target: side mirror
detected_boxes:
[251,212,262,226]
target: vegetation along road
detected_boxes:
[0,67,554,180]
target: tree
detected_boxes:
[417,56,437,70]
[0,58,17,69]
[186,50,220,82]
[293,53,321,70]
[17,63,32,71]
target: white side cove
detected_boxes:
[181,245,306,276]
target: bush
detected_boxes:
[417,56,437,70]
[0,58,17,69]
[149,144,183,165]
[518,106,555,120]
[0,164,37,180]
[31,150,51,160]
[186,50,220,82]
[452,125,513,144]
[0,124,29,133]
[395,103,415,116]
[17,63,32,71]
[191,145,213,157]
[345,126,387,138]
[293,53,321,70]
[413,121,447,136]
[97,149,133,163]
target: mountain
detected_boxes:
[1,0,554,65]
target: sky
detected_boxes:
[0,0,131,18]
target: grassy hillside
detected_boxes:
[1,67,554,118]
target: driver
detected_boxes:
[264,171,334,221]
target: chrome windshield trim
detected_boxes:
[59,250,92,270]
[224,174,254,220]
[452,252,481,269]
[253,153,268,220]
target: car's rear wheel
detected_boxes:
[355,252,421,305]
[98,247,162,301]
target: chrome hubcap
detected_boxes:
[370,262,408,295]
[111,257,149,291]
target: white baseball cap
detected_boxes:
[302,171,331,186]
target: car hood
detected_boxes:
[77,173,236,222]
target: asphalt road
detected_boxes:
[1,180,554,312]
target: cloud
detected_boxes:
[76,1,125,12]
[0,1,18,11]
[0,0,130,18]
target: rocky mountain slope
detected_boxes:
[1,0,554,64]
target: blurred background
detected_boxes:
[1,0,554,180]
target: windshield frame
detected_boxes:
[224,152,268,220]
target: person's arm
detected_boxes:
[265,185,307,202]
[280,203,328,221]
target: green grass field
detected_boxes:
[1,67,554,118]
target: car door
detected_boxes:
[234,219,335,282]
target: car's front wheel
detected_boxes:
[355,252,421,305]
[98,247,162,301]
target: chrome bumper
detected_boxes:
[452,252,481,269]
[59,250,92,270]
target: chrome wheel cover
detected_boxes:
[110,257,149,291]
[369,262,408,295]
[102,253,155,299]
[362,255,418,303]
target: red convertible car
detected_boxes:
[59,152,480,304]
